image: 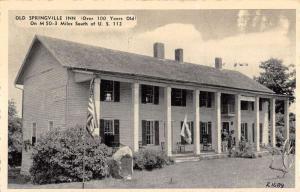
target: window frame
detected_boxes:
[145,121,155,145]
[103,119,114,135]
[171,88,186,107]
[101,80,115,102]
[241,122,248,141]
[200,91,213,108]
[200,121,212,144]
[142,85,154,104]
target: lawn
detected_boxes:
[8,155,295,188]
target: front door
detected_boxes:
[221,122,230,152]
[222,122,230,141]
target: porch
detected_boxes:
[73,71,290,157]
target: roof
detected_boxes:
[16,35,274,94]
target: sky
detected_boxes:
[8,9,296,115]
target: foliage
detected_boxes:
[8,100,22,167]
[29,126,113,184]
[133,149,173,170]
[274,113,295,153]
[254,58,295,112]
[230,141,259,159]
[268,139,294,178]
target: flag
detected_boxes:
[180,114,192,144]
[86,78,98,138]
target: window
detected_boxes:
[141,85,159,104]
[48,121,53,131]
[100,80,120,102]
[241,123,248,141]
[146,121,155,145]
[171,88,186,106]
[103,120,114,135]
[200,122,212,144]
[241,101,248,110]
[250,102,254,111]
[100,119,120,147]
[142,120,159,145]
[32,122,37,146]
[200,91,213,108]
[180,121,194,144]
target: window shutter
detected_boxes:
[190,121,194,144]
[114,81,120,102]
[142,120,147,145]
[200,122,203,143]
[154,86,159,105]
[208,122,212,143]
[114,119,120,146]
[180,121,186,144]
[155,121,159,145]
[141,85,146,104]
[100,119,104,143]
[207,92,212,108]
[171,89,175,106]
[245,123,248,141]
[182,90,186,106]
[100,80,105,101]
[252,123,255,143]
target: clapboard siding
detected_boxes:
[21,41,68,174]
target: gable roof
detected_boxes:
[16,35,274,94]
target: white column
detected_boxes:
[254,96,260,151]
[132,82,139,152]
[235,94,241,145]
[284,99,290,140]
[93,78,101,136]
[194,89,200,155]
[165,86,172,156]
[270,98,276,147]
[215,92,222,153]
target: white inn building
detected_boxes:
[15,35,290,174]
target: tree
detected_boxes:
[254,58,295,113]
[8,100,22,167]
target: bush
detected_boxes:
[133,149,173,170]
[230,142,257,158]
[29,126,113,184]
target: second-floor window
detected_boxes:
[171,88,186,107]
[48,121,54,131]
[141,85,159,104]
[100,80,120,102]
[200,91,213,108]
[241,101,248,110]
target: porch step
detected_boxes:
[173,153,229,163]
[174,156,200,163]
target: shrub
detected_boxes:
[133,149,173,170]
[230,142,257,158]
[29,126,113,184]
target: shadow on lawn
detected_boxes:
[8,167,31,185]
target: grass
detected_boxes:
[8,155,295,188]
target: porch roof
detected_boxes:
[16,35,275,95]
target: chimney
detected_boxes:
[215,57,222,69]
[153,42,165,59]
[175,48,183,63]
